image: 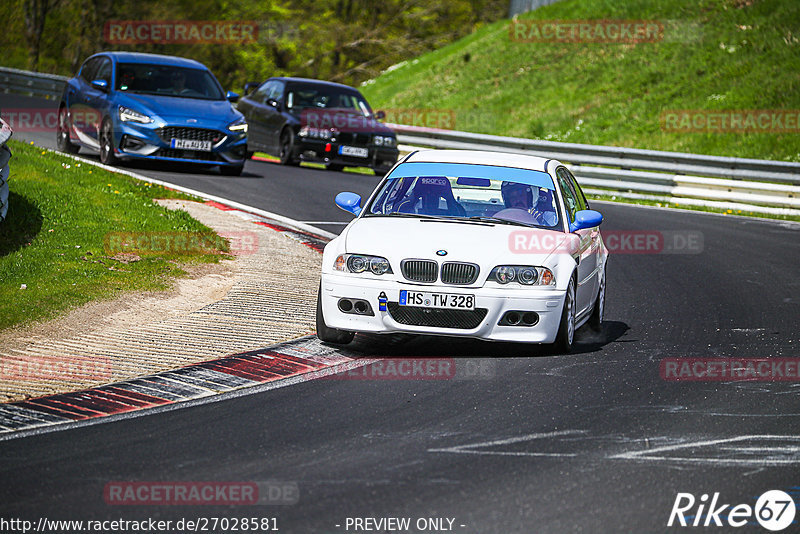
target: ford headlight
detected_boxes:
[489,266,554,286]
[334,254,393,275]
[118,106,153,124]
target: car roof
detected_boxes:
[268,77,360,92]
[94,52,208,70]
[404,150,556,173]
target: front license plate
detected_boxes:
[170,138,212,151]
[399,290,475,310]
[338,145,369,158]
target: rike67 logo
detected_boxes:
[668,490,796,531]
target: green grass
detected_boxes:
[361,0,800,162]
[0,140,230,330]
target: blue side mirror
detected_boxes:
[569,209,603,232]
[226,91,240,103]
[91,79,109,91]
[335,192,362,217]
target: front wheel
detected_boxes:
[316,285,354,345]
[588,266,606,332]
[56,107,80,154]
[553,277,576,353]
[279,129,299,166]
[99,119,118,166]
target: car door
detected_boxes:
[237,81,273,151]
[71,57,101,148]
[86,56,112,145]
[264,80,287,152]
[556,166,597,316]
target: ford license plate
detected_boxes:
[170,138,212,151]
[399,290,475,310]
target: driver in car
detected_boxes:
[170,71,189,95]
[501,181,558,226]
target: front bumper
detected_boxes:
[320,273,566,343]
[296,138,398,170]
[112,121,247,167]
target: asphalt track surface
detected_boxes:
[1,94,800,532]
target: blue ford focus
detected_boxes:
[57,52,248,175]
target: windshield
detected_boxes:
[365,163,561,229]
[286,84,372,116]
[115,63,225,100]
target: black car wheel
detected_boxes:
[99,119,118,166]
[316,284,354,345]
[56,107,80,154]
[279,129,299,166]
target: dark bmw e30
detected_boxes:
[57,52,248,175]
[236,77,399,174]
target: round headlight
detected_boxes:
[347,255,368,273]
[518,267,538,285]
[370,257,390,275]
[496,266,516,284]
[374,136,384,146]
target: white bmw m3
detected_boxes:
[317,150,608,353]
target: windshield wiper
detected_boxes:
[467,216,536,227]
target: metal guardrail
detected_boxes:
[0,66,67,100]
[390,124,800,213]
[0,66,798,213]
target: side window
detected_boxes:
[94,58,111,84]
[561,167,589,210]
[268,81,285,102]
[556,168,579,223]
[253,81,274,104]
[79,58,100,83]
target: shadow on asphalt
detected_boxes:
[343,320,630,358]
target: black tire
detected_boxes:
[589,265,606,332]
[279,129,299,166]
[220,164,244,176]
[316,284,354,345]
[326,163,345,172]
[56,106,80,154]
[553,276,576,353]
[99,118,118,166]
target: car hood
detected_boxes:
[116,93,242,124]
[343,217,573,272]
